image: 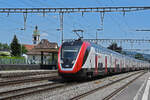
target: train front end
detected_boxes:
[58,40,90,79]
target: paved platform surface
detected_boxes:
[0,70,57,73]
[111,71,150,100]
[0,70,57,77]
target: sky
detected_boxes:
[0,0,150,53]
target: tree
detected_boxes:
[0,43,9,51]
[3,43,9,51]
[10,35,21,56]
[22,45,28,54]
[107,43,122,53]
[134,53,144,60]
[0,43,2,50]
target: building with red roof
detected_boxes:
[23,44,35,51]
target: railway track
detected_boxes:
[0,80,80,100]
[0,73,59,86]
[0,71,145,100]
[102,72,145,100]
[0,82,66,100]
[70,71,146,100]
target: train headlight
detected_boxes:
[72,60,75,64]
[60,60,63,63]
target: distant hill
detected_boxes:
[123,50,150,61]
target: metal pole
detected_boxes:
[19,38,22,56]
[41,51,43,65]
[59,12,64,44]
[23,13,27,30]
[21,43,22,56]
[96,28,103,44]
[96,31,98,44]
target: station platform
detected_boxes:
[111,71,150,100]
[0,70,57,77]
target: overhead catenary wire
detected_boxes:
[39,1,92,39]
[0,0,149,45]
[18,0,74,43]
[17,1,63,40]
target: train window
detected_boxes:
[98,63,103,70]
[96,48,98,52]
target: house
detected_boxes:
[26,39,58,65]
[23,44,35,51]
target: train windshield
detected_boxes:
[61,46,81,60]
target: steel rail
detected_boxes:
[103,71,145,100]
[0,74,59,86]
[0,82,66,100]
[70,71,146,100]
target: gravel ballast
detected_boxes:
[16,71,144,100]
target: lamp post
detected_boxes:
[56,28,63,44]
[19,28,25,56]
[96,28,103,44]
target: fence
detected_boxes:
[0,57,26,64]
[0,57,57,65]
[0,57,58,70]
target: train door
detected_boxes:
[123,58,126,72]
[116,58,120,73]
[109,54,112,72]
[97,53,103,75]
[105,55,108,74]
[114,57,117,73]
[90,47,96,75]
[120,58,122,72]
[97,53,105,75]
[111,56,115,73]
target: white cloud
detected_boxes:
[41,33,48,37]
[52,15,57,19]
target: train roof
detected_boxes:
[63,39,149,63]
[62,39,83,46]
[90,42,148,63]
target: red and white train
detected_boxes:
[58,39,149,79]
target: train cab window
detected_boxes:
[61,46,80,60]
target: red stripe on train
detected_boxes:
[95,55,98,75]
[58,46,62,72]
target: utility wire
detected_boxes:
[18,0,61,39]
